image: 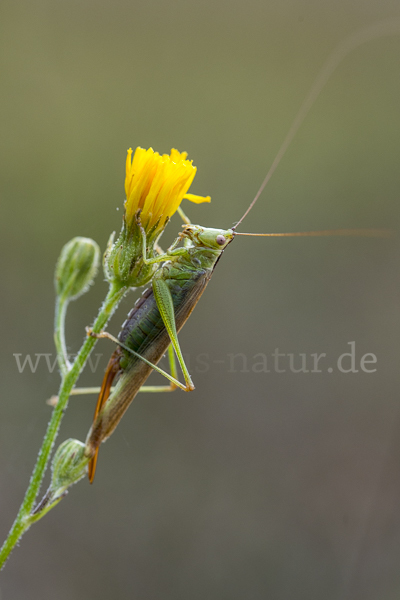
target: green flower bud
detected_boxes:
[51,439,89,497]
[55,237,100,301]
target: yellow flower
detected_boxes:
[124,147,210,231]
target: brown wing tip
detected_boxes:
[88,449,99,484]
[87,349,121,484]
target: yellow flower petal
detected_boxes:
[183,193,211,204]
[124,146,210,231]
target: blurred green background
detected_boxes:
[1,0,400,598]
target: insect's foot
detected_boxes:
[134,209,143,227]
[86,327,107,340]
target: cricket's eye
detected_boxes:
[216,234,226,245]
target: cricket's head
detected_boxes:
[182,225,234,250]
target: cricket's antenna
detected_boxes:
[233,18,400,231]
[234,229,392,238]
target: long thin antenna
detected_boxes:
[233,19,400,230]
[234,229,392,238]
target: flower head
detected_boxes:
[104,146,210,288]
[124,147,210,232]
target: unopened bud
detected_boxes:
[51,439,89,497]
[55,237,100,301]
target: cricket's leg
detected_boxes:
[81,345,179,394]
[87,329,192,392]
[152,277,195,391]
[136,213,185,265]
[138,345,178,392]
[47,346,179,406]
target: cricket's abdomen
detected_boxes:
[87,267,211,450]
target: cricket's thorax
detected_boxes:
[184,246,222,270]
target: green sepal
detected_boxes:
[103,213,162,288]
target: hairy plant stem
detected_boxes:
[54,296,70,376]
[0,281,126,570]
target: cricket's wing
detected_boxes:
[88,348,122,483]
